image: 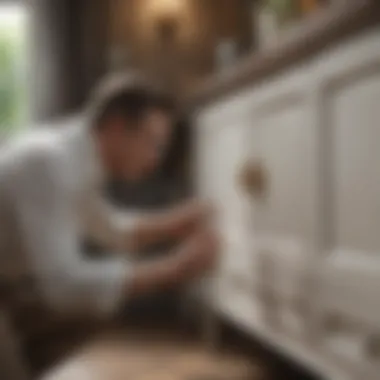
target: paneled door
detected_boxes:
[315,27,380,379]
[194,95,253,312]
[248,69,319,338]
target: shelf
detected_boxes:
[187,0,379,109]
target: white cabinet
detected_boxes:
[194,26,380,380]
[249,69,318,339]
[194,94,253,313]
[315,28,380,380]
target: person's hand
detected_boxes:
[197,199,216,222]
[166,199,215,239]
[174,227,220,281]
[128,199,217,252]
[128,226,220,297]
[178,199,214,223]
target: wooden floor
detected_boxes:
[32,309,319,380]
[42,330,266,380]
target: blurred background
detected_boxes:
[0,0,329,324]
[1,0,331,127]
[1,1,379,380]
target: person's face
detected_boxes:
[102,109,173,182]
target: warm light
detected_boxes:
[147,0,185,17]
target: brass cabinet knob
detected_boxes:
[239,160,268,198]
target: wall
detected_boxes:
[109,0,252,95]
[27,0,253,117]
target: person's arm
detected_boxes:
[127,200,212,251]
[11,153,129,316]
[128,227,219,297]
[12,152,218,315]
[81,195,211,254]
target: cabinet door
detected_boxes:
[250,71,318,335]
[195,97,253,305]
[316,28,380,378]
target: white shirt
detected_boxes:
[0,115,135,316]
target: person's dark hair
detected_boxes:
[89,73,176,131]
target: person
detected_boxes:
[0,73,219,319]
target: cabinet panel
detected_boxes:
[254,95,316,238]
[250,83,318,339]
[253,92,317,277]
[195,98,252,286]
[330,69,380,253]
[318,42,380,379]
